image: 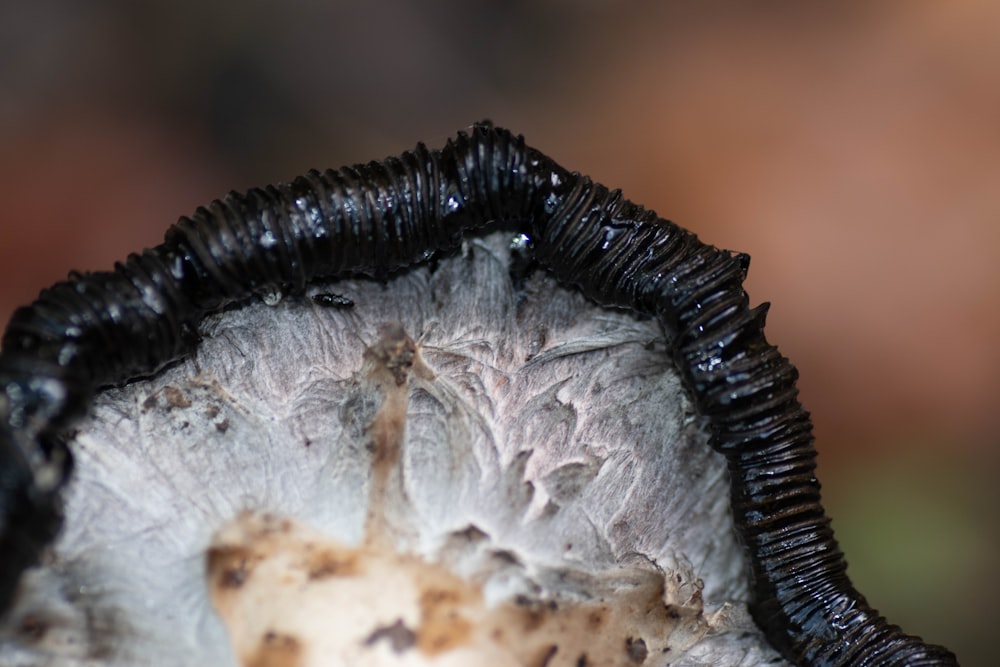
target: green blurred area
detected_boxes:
[824,446,999,666]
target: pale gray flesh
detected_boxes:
[0,233,788,667]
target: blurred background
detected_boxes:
[1,1,997,663]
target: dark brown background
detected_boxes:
[1,2,996,663]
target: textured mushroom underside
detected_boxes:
[0,234,788,666]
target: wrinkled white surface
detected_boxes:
[0,234,788,666]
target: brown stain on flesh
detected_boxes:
[481,566,699,666]
[207,545,259,591]
[413,577,477,655]
[17,614,48,643]
[245,630,303,667]
[304,546,360,580]
[209,511,705,666]
[141,385,192,411]
[535,644,559,666]
[207,324,707,665]
[362,322,434,544]
[162,386,192,409]
[366,322,422,387]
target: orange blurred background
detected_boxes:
[1,1,996,663]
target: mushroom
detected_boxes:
[0,233,785,666]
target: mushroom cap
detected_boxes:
[1,233,786,666]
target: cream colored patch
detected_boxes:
[207,512,713,667]
[207,323,713,666]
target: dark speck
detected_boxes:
[311,293,354,308]
[364,619,416,653]
[625,637,648,663]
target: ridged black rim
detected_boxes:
[0,122,957,666]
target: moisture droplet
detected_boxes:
[259,287,283,306]
[259,231,278,248]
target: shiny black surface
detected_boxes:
[0,124,957,665]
